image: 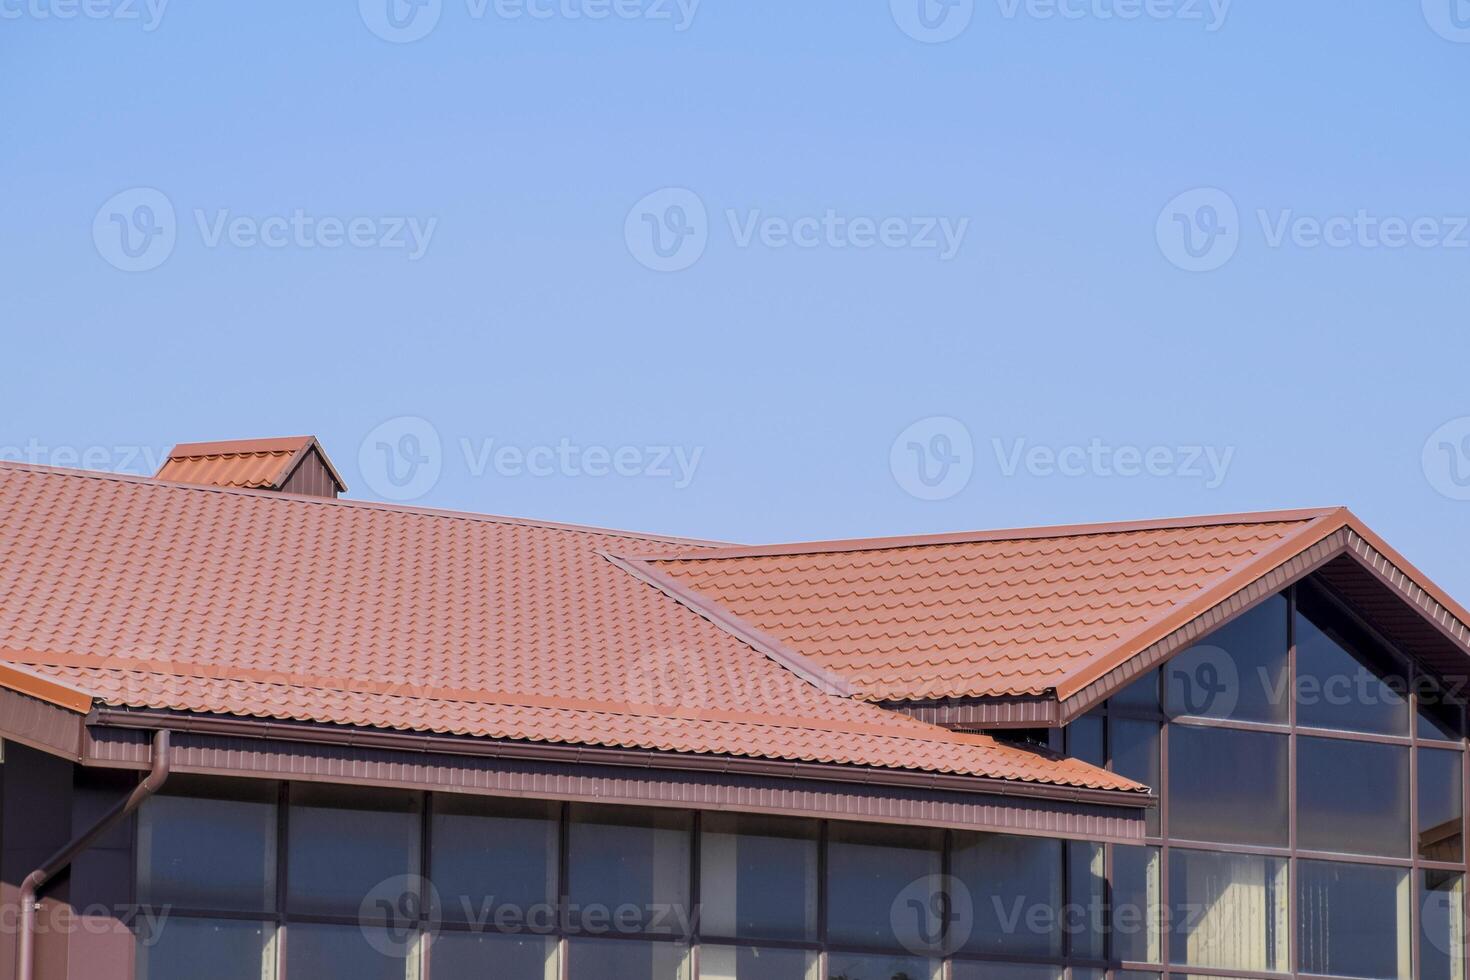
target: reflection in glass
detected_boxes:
[1298,860,1410,980]
[1166,594,1288,724]
[1421,872,1466,980]
[697,945,816,979]
[285,923,415,980]
[137,777,277,912]
[823,951,938,980]
[1168,849,1287,973]
[1295,583,1408,736]
[1066,713,1105,769]
[567,805,691,936]
[430,931,558,980]
[826,823,942,951]
[287,784,420,916]
[1297,737,1409,857]
[1420,748,1465,862]
[1111,717,1161,835]
[1111,845,1160,964]
[700,814,818,942]
[1065,841,1105,961]
[950,962,1060,980]
[951,833,1061,958]
[432,797,558,925]
[1168,725,1288,847]
[1111,669,1160,712]
[136,917,275,980]
[566,939,689,980]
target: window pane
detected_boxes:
[1066,713,1105,769]
[823,951,938,980]
[137,776,277,912]
[1297,738,1409,857]
[430,931,557,980]
[285,923,416,980]
[826,823,942,952]
[1166,594,1288,724]
[432,796,558,924]
[137,917,275,980]
[951,833,1061,958]
[1111,845,1160,964]
[1421,871,1466,980]
[1295,583,1409,736]
[1167,725,1288,847]
[1112,669,1160,712]
[1065,841,1105,961]
[1418,678,1464,742]
[1297,860,1410,980]
[1111,717,1161,836]
[951,963,1061,980]
[699,813,817,942]
[1168,849,1287,973]
[697,945,815,979]
[1420,748,1465,862]
[287,784,420,916]
[567,805,690,937]
[566,939,688,980]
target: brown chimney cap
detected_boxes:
[157,435,347,495]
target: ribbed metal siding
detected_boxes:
[0,687,83,758]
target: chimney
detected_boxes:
[156,436,347,498]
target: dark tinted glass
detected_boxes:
[952,833,1061,957]
[1110,845,1160,964]
[431,796,558,924]
[287,784,421,916]
[1417,677,1464,742]
[430,931,556,980]
[1297,738,1409,857]
[824,951,936,980]
[1066,713,1105,769]
[1297,861,1409,980]
[697,945,815,979]
[699,813,817,942]
[826,822,942,951]
[566,939,688,979]
[1421,871,1465,980]
[1111,669,1160,712]
[137,777,277,912]
[567,805,690,937]
[1166,594,1288,723]
[1066,841,1105,961]
[951,963,1061,980]
[1419,748,1465,862]
[1168,725,1288,847]
[1168,849,1287,972]
[1111,717,1161,835]
[136,917,274,980]
[286,923,413,980]
[1295,583,1409,736]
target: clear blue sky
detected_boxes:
[4,1,1470,595]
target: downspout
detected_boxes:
[16,729,171,980]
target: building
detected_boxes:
[0,436,1463,980]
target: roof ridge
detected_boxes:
[0,458,724,549]
[619,507,1344,563]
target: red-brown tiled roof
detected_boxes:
[635,511,1347,702]
[157,436,345,493]
[0,462,1139,793]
